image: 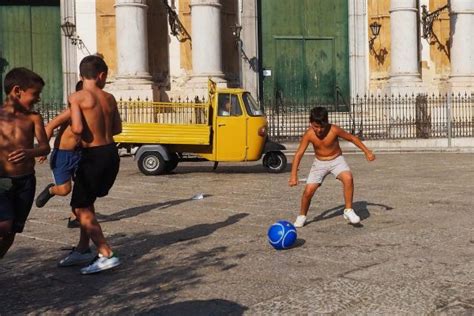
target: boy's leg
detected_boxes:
[50,180,72,196]
[76,205,112,257]
[337,171,353,209]
[337,171,360,224]
[0,234,15,259]
[67,207,79,228]
[300,183,320,216]
[0,220,14,259]
[294,183,320,228]
[76,204,121,274]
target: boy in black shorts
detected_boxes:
[0,68,50,258]
[58,55,122,274]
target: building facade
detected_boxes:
[0,0,472,105]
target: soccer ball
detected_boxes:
[267,220,297,250]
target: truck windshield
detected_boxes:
[242,92,264,116]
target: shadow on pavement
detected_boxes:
[112,213,249,260]
[0,213,249,314]
[170,162,292,175]
[306,201,393,226]
[140,299,248,315]
[96,197,209,223]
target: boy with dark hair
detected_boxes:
[289,106,375,228]
[0,67,50,258]
[58,55,122,274]
[35,80,83,229]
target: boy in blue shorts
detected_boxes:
[36,81,83,228]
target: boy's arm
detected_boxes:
[111,97,122,136]
[334,125,375,161]
[289,131,310,186]
[32,114,51,157]
[45,108,71,139]
[69,94,83,135]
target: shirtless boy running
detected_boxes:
[0,68,50,258]
[58,56,122,274]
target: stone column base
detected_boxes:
[184,74,227,98]
[387,76,424,95]
[448,76,474,94]
[106,80,160,102]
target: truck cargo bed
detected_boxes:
[114,123,211,145]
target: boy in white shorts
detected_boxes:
[289,106,376,227]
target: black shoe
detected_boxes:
[67,218,80,229]
[35,183,55,208]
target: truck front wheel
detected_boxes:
[138,151,166,175]
[263,151,287,173]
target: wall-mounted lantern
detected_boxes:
[60,18,91,55]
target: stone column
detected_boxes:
[449,0,474,91]
[108,0,158,100]
[189,0,225,86]
[388,0,422,94]
[349,0,369,97]
[114,0,151,81]
[60,0,78,101]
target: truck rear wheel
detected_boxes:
[263,151,287,173]
[138,151,166,175]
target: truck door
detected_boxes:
[215,93,247,161]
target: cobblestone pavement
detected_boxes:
[1,153,473,315]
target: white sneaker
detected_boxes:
[58,248,95,267]
[294,215,307,228]
[343,208,360,224]
[80,253,121,275]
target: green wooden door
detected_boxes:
[0,2,62,103]
[261,0,349,108]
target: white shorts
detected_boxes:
[306,155,351,184]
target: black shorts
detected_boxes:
[0,174,36,233]
[70,144,120,208]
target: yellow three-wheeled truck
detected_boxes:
[114,80,287,175]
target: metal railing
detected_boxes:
[36,92,473,142]
[35,102,64,123]
[264,93,473,141]
[117,100,209,125]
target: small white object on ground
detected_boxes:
[192,193,204,200]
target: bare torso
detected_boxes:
[54,122,80,150]
[73,88,118,148]
[0,108,36,176]
[307,125,342,160]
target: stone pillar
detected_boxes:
[189,0,226,87]
[449,0,474,91]
[108,0,158,100]
[60,0,78,101]
[241,0,259,98]
[349,0,369,97]
[388,0,422,94]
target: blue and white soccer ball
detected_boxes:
[267,220,297,250]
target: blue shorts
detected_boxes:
[50,149,81,185]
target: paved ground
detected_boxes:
[1,152,473,315]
